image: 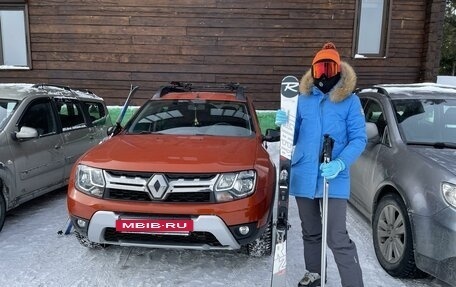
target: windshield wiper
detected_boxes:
[406,141,456,149]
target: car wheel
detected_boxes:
[0,192,5,232]
[74,231,108,249]
[373,193,425,278]
[246,219,273,257]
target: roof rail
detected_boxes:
[355,86,390,98]
[373,86,389,96]
[32,83,95,96]
[33,83,71,91]
[153,82,246,100]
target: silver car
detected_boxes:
[350,83,456,285]
[0,83,111,231]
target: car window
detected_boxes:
[19,99,57,137]
[126,100,253,137]
[364,100,387,137]
[54,99,87,131]
[0,99,18,131]
[81,101,108,126]
[393,99,456,143]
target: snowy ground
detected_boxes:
[0,143,452,287]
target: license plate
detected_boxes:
[115,219,193,233]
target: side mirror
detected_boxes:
[263,128,280,142]
[14,126,39,140]
[366,122,380,144]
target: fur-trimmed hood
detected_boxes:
[299,61,357,103]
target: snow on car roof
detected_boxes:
[376,82,456,95]
[360,82,456,98]
[0,83,103,101]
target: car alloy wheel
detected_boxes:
[372,193,425,278]
[376,201,405,264]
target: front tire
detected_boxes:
[373,193,425,278]
[246,220,273,257]
[74,231,108,249]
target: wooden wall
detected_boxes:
[0,0,445,109]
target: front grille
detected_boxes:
[103,228,222,246]
[106,189,212,202]
[166,192,211,202]
[105,188,150,201]
[103,171,218,203]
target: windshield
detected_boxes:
[0,100,19,131]
[393,98,456,144]
[125,100,254,137]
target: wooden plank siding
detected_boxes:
[0,0,446,109]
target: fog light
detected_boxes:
[238,226,250,235]
[77,219,87,228]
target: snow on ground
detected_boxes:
[0,143,452,287]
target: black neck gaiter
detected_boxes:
[314,73,341,94]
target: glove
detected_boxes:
[320,158,345,179]
[275,109,288,126]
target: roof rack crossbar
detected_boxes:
[153,82,246,100]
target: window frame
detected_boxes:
[0,2,31,69]
[18,98,58,137]
[353,0,392,58]
[362,98,390,146]
[54,98,89,132]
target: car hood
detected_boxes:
[80,134,261,173]
[411,147,456,174]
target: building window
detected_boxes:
[354,0,391,58]
[0,4,29,68]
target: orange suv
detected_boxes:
[67,83,278,256]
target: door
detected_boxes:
[54,98,99,180]
[9,98,65,200]
[351,99,388,216]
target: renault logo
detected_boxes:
[146,174,169,200]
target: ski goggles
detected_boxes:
[312,60,340,79]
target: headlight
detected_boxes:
[214,170,256,202]
[75,165,105,197]
[442,182,456,208]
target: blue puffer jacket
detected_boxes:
[290,61,367,199]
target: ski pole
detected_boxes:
[321,134,334,287]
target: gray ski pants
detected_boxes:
[296,197,364,287]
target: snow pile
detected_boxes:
[0,143,450,287]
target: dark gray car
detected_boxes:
[0,83,111,231]
[350,83,456,286]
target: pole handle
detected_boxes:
[322,134,334,163]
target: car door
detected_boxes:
[351,98,389,216]
[9,98,65,200]
[54,98,99,181]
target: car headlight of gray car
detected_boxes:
[442,182,456,208]
[214,170,256,202]
[75,165,105,198]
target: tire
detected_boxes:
[372,193,426,278]
[246,220,273,257]
[74,231,108,249]
[0,192,5,232]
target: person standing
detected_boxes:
[275,42,366,287]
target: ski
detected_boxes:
[271,75,300,287]
[109,85,140,137]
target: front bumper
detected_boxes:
[76,211,243,250]
[412,206,456,285]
